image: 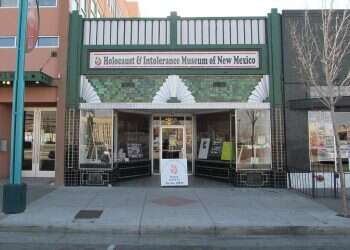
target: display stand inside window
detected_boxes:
[114,112,151,179]
[195,112,235,181]
[79,110,113,169]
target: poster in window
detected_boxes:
[127,143,143,159]
[198,138,210,159]
[209,141,222,159]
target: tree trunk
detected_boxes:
[330,105,349,217]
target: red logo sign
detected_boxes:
[170,164,178,175]
[95,57,102,66]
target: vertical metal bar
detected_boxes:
[10,0,29,184]
[158,20,161,44]
[257,19,260,44]
[123,20,126,45]
[334,171,337,198]
[312,171,315,198]
[201,20,203,45]
[137,20,140,45]
[187,19,189,45]
[229,19,232,44]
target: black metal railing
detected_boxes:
[288,169,350,199]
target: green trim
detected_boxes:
[169,12,179,48]
[66,11,83,107]
[267,9,283,106]
[0,71,52,85]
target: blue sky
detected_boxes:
[137,0,349,17]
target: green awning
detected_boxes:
[0,71,53,86]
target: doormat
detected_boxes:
[74,210,103,220]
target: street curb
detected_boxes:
[1,224,350,236]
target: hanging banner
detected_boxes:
[89,51,260,69]
[26,0,40,53]
[160,159,188,186]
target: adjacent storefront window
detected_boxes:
[79,110,113,169]
[196,112,234,162]
[308,111,350,172]
[236,109,271,170]
[116,112,150,163]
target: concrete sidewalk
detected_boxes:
[0,185,350,236]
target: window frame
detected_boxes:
[0,0,18,8]
[37,0,57,8]
[35,36,59,48]
[0,36,16,48]
[0,0,57,8]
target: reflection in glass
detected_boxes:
[309,111,350,172]
[23,111,34,171]
[117,112,150,162]
[196,112,232,161]
[162,128,184,159]
[39,111,56,171]
[80,110,113,168]
[236,110,271,170]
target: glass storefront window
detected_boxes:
[236,109,271,170]
[117,112,150,162]
[196,112,233,162]
[79,110,113,169]
[308,111,350,172]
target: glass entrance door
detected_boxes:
[22,108,56,178]
[160,127,186,160]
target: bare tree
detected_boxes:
[290,0,350,217]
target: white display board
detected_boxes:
[160,159,188,187]
[198,138,210,159]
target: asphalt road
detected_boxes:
[0,232,350,250]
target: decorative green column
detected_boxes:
[2,0,29,214]
[267,8,284,106]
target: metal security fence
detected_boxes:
[288,170,350,199]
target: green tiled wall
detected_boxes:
[86,75,262,103]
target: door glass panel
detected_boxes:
[162,128,184,159]
[185,117,193,174]
[39,111,56,171]
[23,111,34,171]
[153,126,160,174]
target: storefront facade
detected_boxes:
[64,9,286,187]
[283,10,350,189]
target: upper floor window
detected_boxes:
[0,0,17,7]
[0,0,57,7]
[36,36,59,48]
[38,0,57,7]
[0,36,16,48]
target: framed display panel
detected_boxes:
[79,109,113,169]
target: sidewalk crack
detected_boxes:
[194,189,217,235]
[138,191,147,235]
